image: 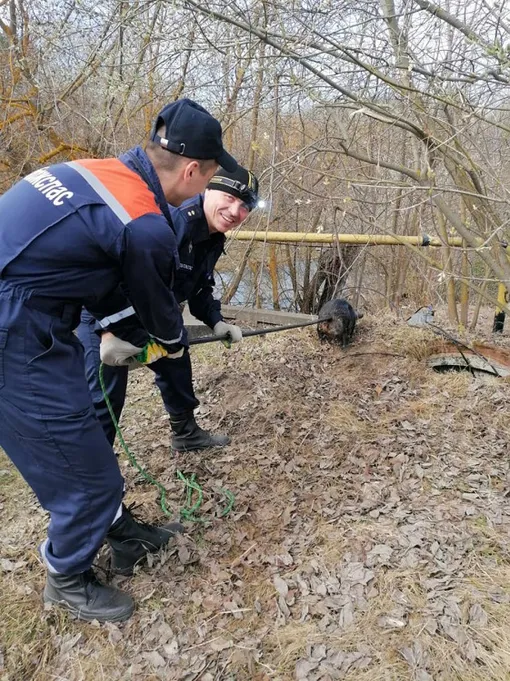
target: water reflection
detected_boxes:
[214,262,318,311]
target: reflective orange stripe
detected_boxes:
[74,158,161,221]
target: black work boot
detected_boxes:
[43,569,135,622]
[106,504,185,576]
[170,410,231,452]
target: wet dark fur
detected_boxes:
[317,299,363,347]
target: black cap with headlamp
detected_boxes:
[207,166,260,212]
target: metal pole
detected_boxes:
[189,317,323,346]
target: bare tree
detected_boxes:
[2,0,510,321]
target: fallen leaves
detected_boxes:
[296,646,373,680]
[2,317,510,681]
[0,558,26,573]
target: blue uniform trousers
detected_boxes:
[0,283,124,574]
[76,314,129,446]
[76,312,199,445]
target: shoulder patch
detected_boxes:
[180,201,202,222]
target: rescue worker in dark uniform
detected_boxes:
[0,98,238,623]
[76,165,259,451]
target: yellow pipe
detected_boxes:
[228,231,465,247]
[496,282,508,310]
[493,282,509,332]
[229,230,509,331]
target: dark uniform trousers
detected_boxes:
[0,282,124,574]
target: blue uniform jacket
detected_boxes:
[98,194,226,338]
[0,147,186,350]
[170,195,225,329]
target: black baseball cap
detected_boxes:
[207,165,260,211]
[150,99,237,173]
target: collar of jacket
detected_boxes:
[119,146,173,226]
[186,194,225,250]
[184,195,210,245]
[192,223,225,250]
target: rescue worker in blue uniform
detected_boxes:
[76,165,259,451]
[0,98,238,623]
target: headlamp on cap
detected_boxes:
[209,175,258,211]
[207,166,260,212]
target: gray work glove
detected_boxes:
[100,332,184,367]
[213,321,243,348]
[100,333,144,367]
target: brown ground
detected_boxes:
[1,310,510,681]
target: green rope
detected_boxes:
[176,471,203,522]
[219,488,235,517]
[99,362,175,517]
[98,362,235,521]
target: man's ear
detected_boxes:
[183,160,200,180]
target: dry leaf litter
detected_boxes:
[1,311,510,680]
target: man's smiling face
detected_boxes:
[203,188,250,234]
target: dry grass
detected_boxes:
[1,309,510,680]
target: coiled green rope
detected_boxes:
[99,362,234,522]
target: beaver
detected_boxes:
[317,298,363,347]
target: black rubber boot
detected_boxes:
[170,410,231,452]
[106,504,185,576]
[43,569,135,622]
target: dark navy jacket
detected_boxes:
[98,194,226,337]
[0,148,185,350]
[170,195,225,328]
